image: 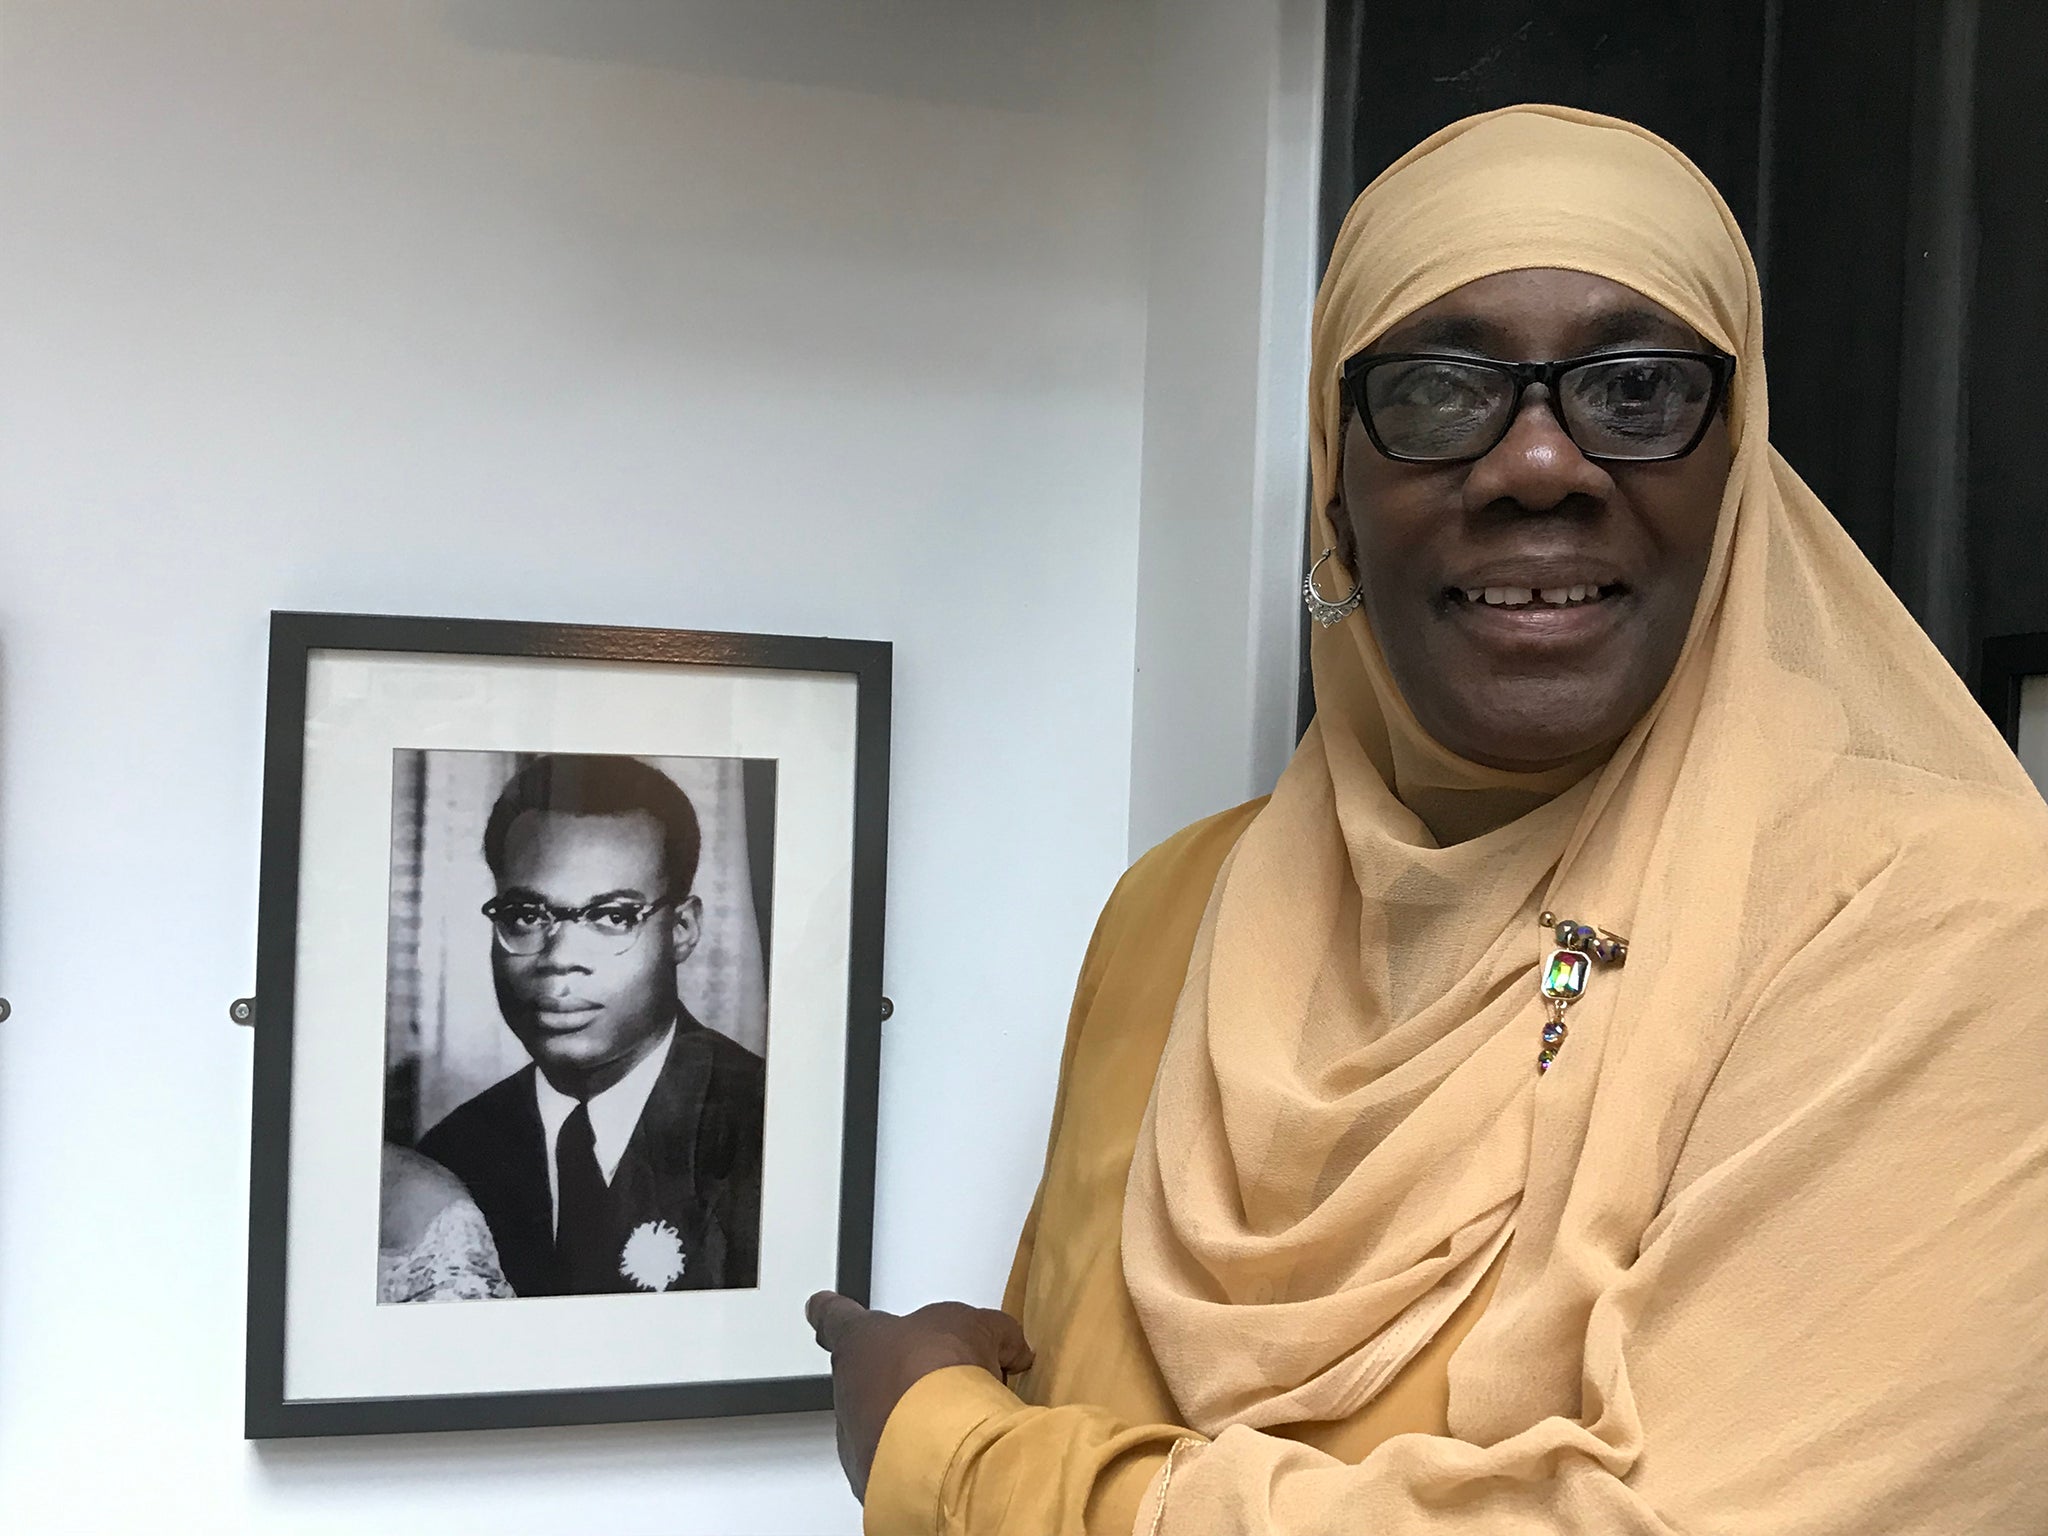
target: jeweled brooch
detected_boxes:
[1535,911,1627,1074]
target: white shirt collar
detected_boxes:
[533,1021,677,1236]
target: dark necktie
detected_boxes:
[555,1102,617,1293]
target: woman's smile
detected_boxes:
[1439,579,1634,656]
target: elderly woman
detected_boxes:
[808,105,2048,1534]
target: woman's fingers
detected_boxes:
[806,1289,869,1350]
[806,1291,1031,1374]
[978,1307,1036,1373]
[801,1293,1035,1500]
[930,1303,1034,1372]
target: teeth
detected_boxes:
[1463,582,1611,608]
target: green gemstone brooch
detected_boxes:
[1535,911,1628,1074]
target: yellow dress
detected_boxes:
[864,803,1502,1536]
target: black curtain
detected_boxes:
[1309,0,2045,735]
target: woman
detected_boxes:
[809,105,2048,1533]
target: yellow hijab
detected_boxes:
[1120,105,2048,1531]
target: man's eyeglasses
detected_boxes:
[480,894,674,957]
[1342,348,1736,464]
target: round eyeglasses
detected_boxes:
[1342,348,1735,464]
[480,894,673,957]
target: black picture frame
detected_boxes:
[1977,632,2048,751]
[245,611,891,1438]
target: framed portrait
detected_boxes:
[244,612,890,1437]
[1979,632,2048,796]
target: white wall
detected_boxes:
[0,1,1316,1530]
[1127,0,1320,857]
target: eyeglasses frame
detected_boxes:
[1341,346,1737,465]
[479,892,677,956]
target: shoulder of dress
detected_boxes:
[383,1198,514,1305]
[418,1196,498,1252]
[1110,798,1267,912]
[1077,798,1267,982]
[1808,778,2048,928]
[1894,785,2048,870]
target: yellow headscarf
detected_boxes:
[1121,105,2048,1531]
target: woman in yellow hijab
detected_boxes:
[808,105,2048,1534]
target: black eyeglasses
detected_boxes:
[1342,348,1735,464]
[480,894,674,956]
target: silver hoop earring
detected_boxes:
[1303,548,1363,627]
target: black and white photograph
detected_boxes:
[244,612,890,1437]
[379,749,777,1306]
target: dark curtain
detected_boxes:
[1308,0,2045,737]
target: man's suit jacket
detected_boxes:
[417,1012,765,1297]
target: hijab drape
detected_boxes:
[1119,104,2048,1526]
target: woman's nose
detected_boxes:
[1462,389,1611,514]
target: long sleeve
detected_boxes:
[860,806,1262,1536]
[864,1367,1181,1536]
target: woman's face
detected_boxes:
[1334,268,1732,771]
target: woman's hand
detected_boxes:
[805,1291,1034,1499]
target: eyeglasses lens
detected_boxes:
[488,906,551,955]
[1364,360,1514,460]
[1559,356,1716,459]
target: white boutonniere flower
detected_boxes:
[619,1219,686,1291]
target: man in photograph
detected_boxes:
[418,753,765,1297]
